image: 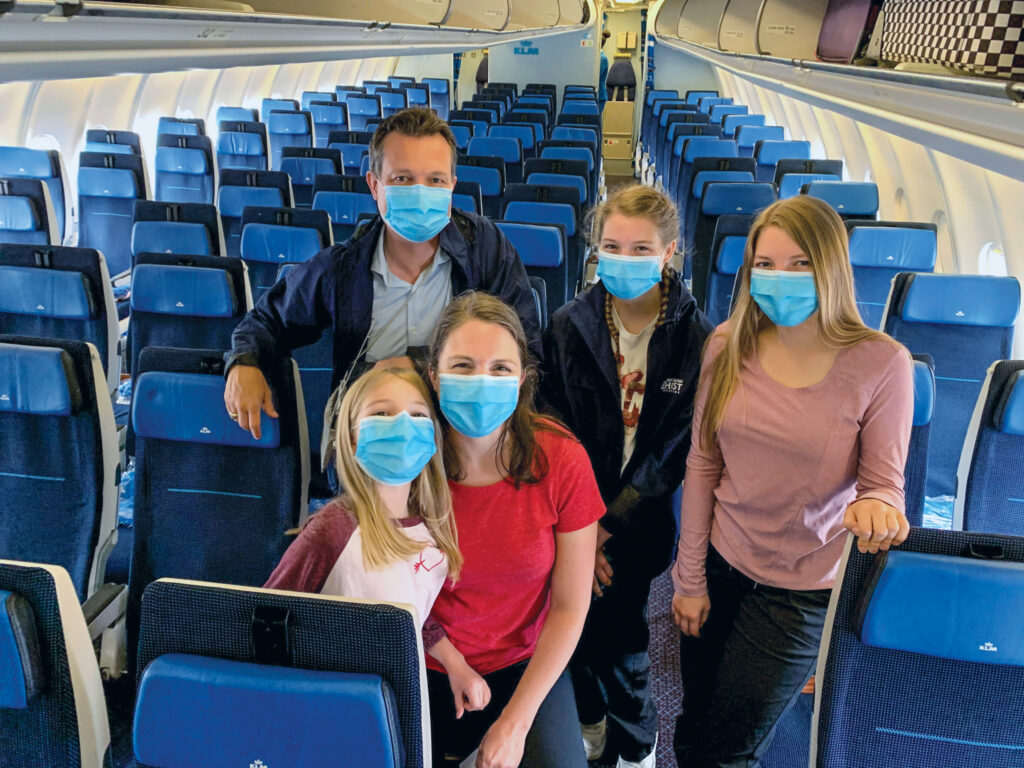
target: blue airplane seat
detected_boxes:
[154,135,215,204]
[496,221,567,319]
[846,220,938,329]
[903,354,935,528]
[955,360,1024,534]
[561,100,600,117]
[309,103,348,148]
[401,84,430,109]
[803,180,880,220]
[216,106,258,123]
[377,89,409,118]
[449,124,471,152]
[260,98,298,118]
[525,156,590,206]
[455,155,505,219]
[216,129,267,172]
[697,96,732,113]
[883,273,1021,500]
[77,155,146,277]
[0,337,120,602]
[311,173,376,243]
[706,214,754,325]
[85,129,141,155]
[773,159,845,188]
[279,147,343,208]
[813,528,1024,767]
[131,200,225,262]
[301,90,337,111]
[157,117,204,136]
[685,90,718,105]
[217,169,292,258]
[709,104,749,124]
[671,138,739,222]
[239,206,331,299]
[452,180,482,216]
[735,124,785,157]
[722,113,765,138]
[0,177,57,246]
[489,123,536,157]
[529,275,548,331]
[326,129,373,175]
[345,95,382,132]
[753,140,812,183]
[0,560,112,766]
[502,182,583,295]
[127,347,309,673]
[0,245,120,394]
[683,156,757,245]
[133,579,426,768]
[266,111,313,171]
[779,172,840,200]
[423,77,451,119]
[0,147,67,243]
[468,136,523,184]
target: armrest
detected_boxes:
[83,583,127,643]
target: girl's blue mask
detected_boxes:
[439,374,520,439]
[749,268,819,327]
[596,251,663,300]
[354,412,437,486]
[383,184,452,243]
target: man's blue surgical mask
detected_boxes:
[438,374,519,439]
[749,268,819,327]
[383,184,452,243]
[355,412,437,486]
[596,251,663,300]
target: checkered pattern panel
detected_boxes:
[881,0,1024,80]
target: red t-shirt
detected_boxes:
[426,425,605,675]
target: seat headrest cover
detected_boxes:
[132,221,213,257]
[217,186,283,218]
[0,343,78,416]
[526,173,585,204]
[310,104,346,122]
[736,125,785,148]
[692,171,755,198]
[684,139,738,162]
[240,223,323,264]
[856,550,1024,666]
[268,112,310,135]
[217,106,258,122]
[912,359,934,427]
[0,197,38,232]
[849,226,937,270]
[83,141,135,155]
[133,371,280,447]
[702,183,775,217]
[77,166,139,199]
[996,371,1024,436]
[716,236,746,275]
[130,264,237,318]
[804,181,879,216]
[134,654,402,768]
[503,201,576,238]
[779,173,839,200]
[155,147,209,175]
[756,140,811,166]
[0,590,42,710]
[0,266,93,320]
[157,118,200,136]
[218,132,265,157]
[0,146,56,178]
[496,222,563,268]
[900,274,1021,328]
[312,191,377,223]
[457,165,501,196]
[280,157,337,184]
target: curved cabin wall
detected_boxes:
[655,0,686,38]
[678,0,727,49]
[717,0,760,55]
[756,0,830,58]
[446,0,511,30]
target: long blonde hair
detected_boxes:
[700,195,892,450]
[335,367,462,579]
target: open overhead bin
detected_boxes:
[678,0,727,49]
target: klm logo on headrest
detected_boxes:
[956,310,966,317]
[0,394,9,401]
[886,255,895,261]
[175,301,185,308]
[200,426,211,434]
[277,253,286,259]
[251,761,268,768]
[980,641,998,653]
[837,204,846,210]
[36,304,46,311]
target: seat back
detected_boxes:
[239,206,331,298]
[698,96,733,113]
[422,77,451,119]
[0,560,110,767]
[134,578,426,768]
[803,180,879,220]
[84,129,141,155]
[685,89,718,105]
[0,147,67,243]
[468,136,523,183]
[378,88,410,118]
[266,111,313,171]
[300,91,336,111]
[906,354,935,527]
[524,156,589,205]
[685,156,757,242]
[673,138,739,224]
[561,100,600,116]
[0,245,119,394]
[502,183,582,293]
[813,528,1024,768]
[883,273,1020,499]
[261,98,299,117]
[129,253,250,376]
[722,113,765,138]
[0,337,119,601]
[216,128,268,171]
[279,147,343,208]
[452,179,482,216]
[709,104,749,124]
[846,221,938,329]
[773,158,844,187]
[956,360,1024,534]
[401,83,430,109]
[132,200,225,260]
[706,213,754,325]
[311,174,376,242]
[456,155,505,218]
[157,117,205,136]
[735,124,785,156]
[217,169,292,255]
[77,155,146,277]
[128,348,308,662]
[345,95,382,131]
[155,135,215,204]
[753,139,812,182]
[0,177,58,246]
[779,171,840,199]
[496,221,567,318]
[326,129,374,175]
[215,106,258,123]
[309,103,349,148]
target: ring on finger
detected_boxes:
[228,411,239,421]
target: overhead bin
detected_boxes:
[654,0,686,38]
[242,0,449,23]
[717,0,758,54]
[507,0,561,30]
[557,0,586,26]
[755,0,830,58]
[678,0,727,49]
[446,0,511,31]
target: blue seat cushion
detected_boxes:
[849,227,937,270]
[130,264,237,318]
[495,222,563,267]
[132,221,213,257]
[684,139,738,162]
[912,359,935,427]
[240,224,324,264]
[0,266,93,320]
[268,112,311,136]
[134,654,402,768]
[899,274,1020,328]
[217,186,284,218]
[0,343,78,416]
[701,183,776,216]
[0,590,42,710]
[804,181,879,216]
[217,132,265,158]
[78,166,139,199]
[0,197,38,232]
[996,371,1024,435]
[155,147,209,175]
[468,137,520,164]
[716,236,746,275]
[756,140,811,166]
[133,371,280,448]
[157,118,200,136]
[856,550,1024,666]
[456,165,501,197]
[526,173,585,205]
[778,172,839,199]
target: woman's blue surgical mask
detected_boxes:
[749,268,819,327]
[596,251,663,300]
[439,374,520,439]
[355,412,437,486]
[383,184,452,243]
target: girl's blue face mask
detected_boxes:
[383,184,452,243]
[748,268,819,327]
[354,411,437,486]
[596,251,664,300]
[438,374,520,439]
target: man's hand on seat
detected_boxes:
[224,364,278,440]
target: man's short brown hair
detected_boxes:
[368,107,458,178]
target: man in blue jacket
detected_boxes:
[224,107,540,438]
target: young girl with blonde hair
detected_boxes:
[671,195,914,767]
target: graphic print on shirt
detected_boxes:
[618,350,646,430]
[413,546,446,575]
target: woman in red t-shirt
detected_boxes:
[423,292,605,768]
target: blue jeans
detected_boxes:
[674,547,831,768]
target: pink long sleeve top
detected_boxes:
[672,329,914,596]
